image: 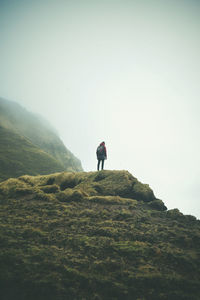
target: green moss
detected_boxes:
[132,182,155,202]
[87,195,137,206]
[0,170,199,300]
[40,185,59,194]
[57,189,84,202]
[147,199,167,211]
[166,208,184,219]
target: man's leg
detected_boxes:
[101,159,104,170]
[97,160,100,171]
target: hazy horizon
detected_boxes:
[0,0,199,218]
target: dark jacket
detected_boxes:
[96,142,107,160]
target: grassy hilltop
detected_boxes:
[0,170,199,300]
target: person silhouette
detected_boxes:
[96,141,107,171]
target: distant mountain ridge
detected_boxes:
[0,98,83,181]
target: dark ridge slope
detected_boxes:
[0,98,83,181]
[0,170,199,300]
[0,126,65,182]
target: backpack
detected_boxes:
[97,145,104,156]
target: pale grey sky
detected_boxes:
[0,0,200,218]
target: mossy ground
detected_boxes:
[0,171,199,299]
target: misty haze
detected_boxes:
[0,1,200,299]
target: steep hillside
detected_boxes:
[0,126,65,182]
[0,98,83,181]
[0,170,199,300]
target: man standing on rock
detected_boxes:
[96,141,107,171]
